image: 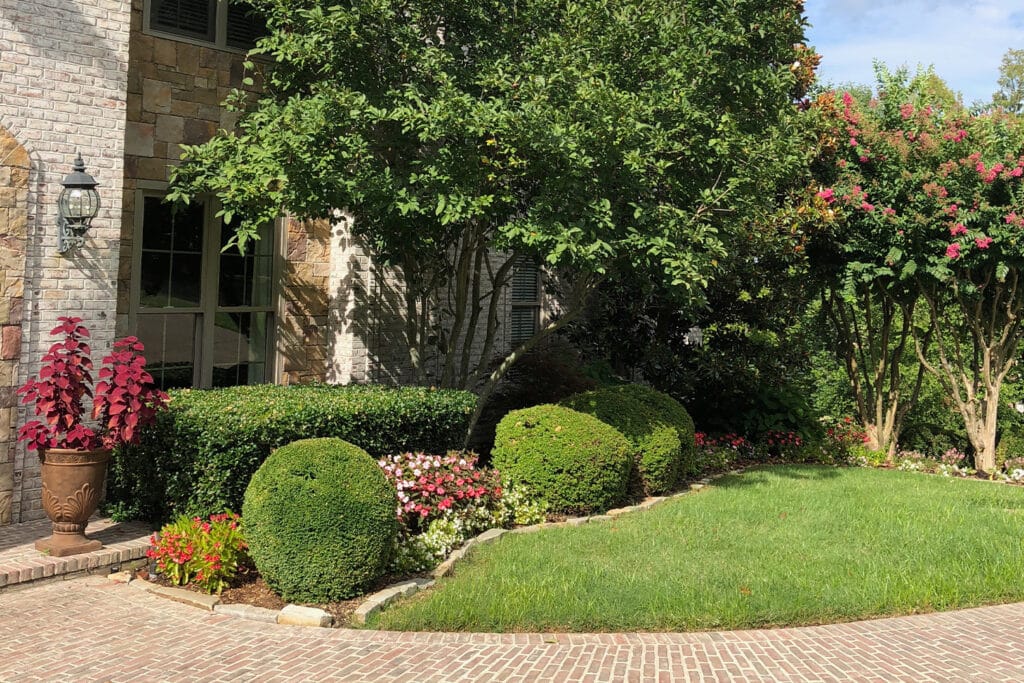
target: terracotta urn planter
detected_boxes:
[35,447,111,557]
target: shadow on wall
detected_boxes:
[1,0,129,524]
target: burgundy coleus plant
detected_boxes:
[17,317,169,452]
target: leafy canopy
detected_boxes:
[169,0,812,299]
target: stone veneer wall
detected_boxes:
[0,0,133,523]
[279,218,331,384]
[0,128,28,525]
[114,1,543,394]
[117,0,247,328]
[117,0,332,385]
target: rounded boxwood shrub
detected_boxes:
[492,405,632,514]
[242,438,397,602]
[561,384,696,494]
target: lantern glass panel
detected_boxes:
[59,187,100,223]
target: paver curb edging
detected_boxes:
[129,575,334,628]
[352,469,744,626]
[116,469,745,629]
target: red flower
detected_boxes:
[975,236,993,249]
[946,243,961,259]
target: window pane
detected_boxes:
[142,197,172,251]
[141,195,204,309]
[150,0,215,42]
[137,314,197,390]
[218,253,247,307]
[250,255,274,307]
[226,1,268,50]
[212,311,269,387]
[171,203,205,252]
[170,253,203,307]
[142,197,204,252]
[511,261,539,302]
[140,252,172,308]
[219,220,273,308]
[510,306,538,344]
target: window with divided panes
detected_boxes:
[509,260,541,345]
[148,0,266,50]
[133,193,276,390]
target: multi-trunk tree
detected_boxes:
[812,67,1024,470]
[168,0,814,432]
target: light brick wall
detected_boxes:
[0,0,132,523]
[326,215,526,389]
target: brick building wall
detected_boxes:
[0,0,133,523]
[0,0,550,526]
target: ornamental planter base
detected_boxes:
[35,533,103,557]
[35,448,111,557]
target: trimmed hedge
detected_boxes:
[243,438,398,602]
[561,384,697,494]
[106,384,475,522]
[491,404,632,515]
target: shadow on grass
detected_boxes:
[711,464,843,489]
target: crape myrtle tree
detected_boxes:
[812,67,1024,471]
[805,68,947,457]
[168,0,813,428]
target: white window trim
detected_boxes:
[129,185,284,387]
[143,0,255,54]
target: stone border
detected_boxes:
[108,469,742,629]
[124,573,335,628]
[350,470,742,625]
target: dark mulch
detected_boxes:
[137,564,425,627]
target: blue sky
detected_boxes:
[804,0,1024,105]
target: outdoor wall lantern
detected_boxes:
[57,153,100,254]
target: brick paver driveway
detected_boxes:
[1,577,1023,682]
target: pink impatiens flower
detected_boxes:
[975,236,993,249]
[950,223,968,236]
[816,188,835,203]
[946,243,961,259]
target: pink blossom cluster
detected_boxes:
[378,451,502,531]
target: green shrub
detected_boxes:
[106,384,475,522]
[997,431,1024,468]
[561,384,696,494]
[492,404,632,514]
[242,438,397,602]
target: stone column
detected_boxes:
[0,127,29,525]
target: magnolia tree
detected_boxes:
[169,0,814,428]
[812,68,1024,470]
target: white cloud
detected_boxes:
[806,0,1024,104]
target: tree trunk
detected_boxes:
[963,390,1001,472]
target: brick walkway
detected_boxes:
[1,577,1023,681]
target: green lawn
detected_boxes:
[371,466,1024,632]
